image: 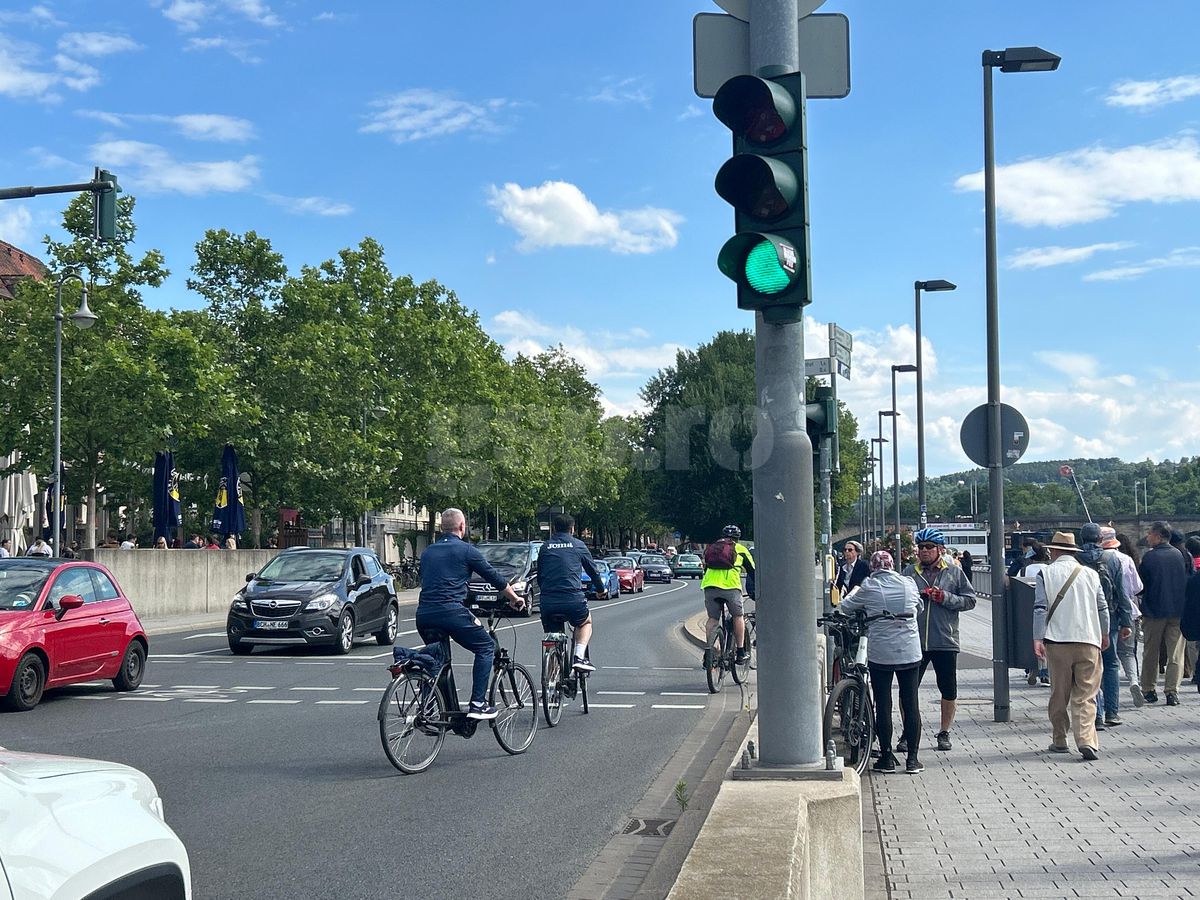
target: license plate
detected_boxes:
[253,619,289,630]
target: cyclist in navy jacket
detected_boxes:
[536,513,602,672]
[417,508,521,720]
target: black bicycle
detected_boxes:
[704,598,755,694]
[378,604,537,774]
[540,620,589,726]
[818,609,907,774]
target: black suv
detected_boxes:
[638,554,673,584]
[468,542,541,617]
[227,547,399,655]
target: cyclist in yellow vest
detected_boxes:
[701,525,756,664]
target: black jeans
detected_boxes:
[869,661,922,753]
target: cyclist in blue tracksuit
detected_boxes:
[416,508,522,720]
[536,513,602,672]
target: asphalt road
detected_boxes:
[1,578,723,900]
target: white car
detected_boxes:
[0,747,191,900]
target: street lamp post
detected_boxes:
[982,45,1061,724]
[52,272,98,557]
[878,412,897,551]
[865,458,878,547]
[913,280,956,529]
[871,435,889,548]
[891,364,918,546]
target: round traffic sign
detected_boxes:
[959,403,1030,469]
[712,0,825,23]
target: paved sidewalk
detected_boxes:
[866,663,1200,899]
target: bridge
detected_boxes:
[833,514,1200,546]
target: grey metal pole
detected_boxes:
[749,0,819,767]
[914,282,927,529]
[876,415,888,548]
[891,371,901,545]
[983,57,1010,723]
[52,281,65,558]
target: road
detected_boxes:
[1,578,738,900]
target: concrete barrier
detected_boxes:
[82,549,280,618]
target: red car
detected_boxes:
[0,558,148,711]
[605,557,644,594]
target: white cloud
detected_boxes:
[158,0,280,32]
[0,37,58,99]
[677,105,703,122]
[161,0,209,31]
[57,33,142,57]
[53,55,100,91]
[1007,242,1134,270]
[1106,75,1200,109]
[1084,246,1200,282]
[185,36,263,64]
[224,0,281,27]
[487,180,682,255]
[361,89,512,143]
[92,139,259,194]
[0,205,35,247]
[1034,351,1099,382]
[77,110,255,141]
[587,76,652,107]
[262,193,353,216]
[954,136,1200,227]
[0,5,63,27]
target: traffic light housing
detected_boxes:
[713,72,810,324]
[806,385,837,449]
[95,168,119,241]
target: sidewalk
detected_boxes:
[866,664,1200,899]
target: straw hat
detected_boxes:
[1045,531,1080,552]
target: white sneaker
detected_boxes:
[572,658,596,673]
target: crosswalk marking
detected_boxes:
[183,698,237,704]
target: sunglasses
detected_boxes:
[917,542,939,550]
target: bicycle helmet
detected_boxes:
[913,527,945,546]
[722,524,742,540]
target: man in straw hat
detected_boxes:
[1032,531,1110,761]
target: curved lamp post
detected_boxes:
[52,272,98,556]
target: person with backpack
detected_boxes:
[701,525,755,665]
[1078,523,1133,729]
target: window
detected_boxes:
[363,555,381,577]
[351,556,367,580]
[46,567,98,606]
[89,569,121,601]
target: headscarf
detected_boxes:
[869,550,894,572]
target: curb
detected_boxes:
[681,611,708,649]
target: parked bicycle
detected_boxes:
[378,603,537,774]
[704,596,755,694]
[540,620,590,725]
[818,609,906,774]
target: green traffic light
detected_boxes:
[744,239,790,294]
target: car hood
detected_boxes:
[0,749,143,782]
[245,579,337,599]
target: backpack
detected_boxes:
[1082,556,1117,616]
[704,538,738,570]
[1182,573,1200,641]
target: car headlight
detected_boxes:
[511,580,528,594]
[306,593,339,612]
[232,595,248,611]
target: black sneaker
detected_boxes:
[895,737,908,754]
[905,754,924,774]
[1105,714,1122,727]
[1165,692,1179,706]
[735,649,750,664]
[572,657,596,674]
[1095,719,1106,732]
[936,731,952,752]
[1080,746,1099,761]
[466,701,498,720]
[1026,670,1038,686]
[1144,690,1158,704]
[1038,674,1050,686]
[872,751,898,773]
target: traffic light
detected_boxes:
[94,168,119,241]
[712,72,810,324]
[806,385,837,450]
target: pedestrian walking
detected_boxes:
[960,550,974,581]
[1013,541,1052,685]
[1132,521,1189,706]
[833,541,869,602]
[900,527,977,753]
[1032,531,1110,761]
[1078,523,1133,730]
[837,550,925,774]
[1107,530,1143,688]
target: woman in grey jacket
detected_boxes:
[839,550,925,774]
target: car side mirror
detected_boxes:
[354,574,372,589]
[56,594,85,620]
[246,572,257,582]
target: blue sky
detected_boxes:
[2,1,1199,482]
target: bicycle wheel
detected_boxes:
[541,646,564,727]
[823,678,874,775]
[731,619,753,684]
[379,674,446,774]
[492,663,538,754]
[580,669,589,714]
[705,627,726,694]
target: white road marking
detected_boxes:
[290,686,339,691]
[245,661,282,665]
[183,633,225,640]
[72,694,113,700]
[197,660,234,664]
[232,686,275,691]
[120,696,171,702]
[661,692,708,697]
[248,699,301,705]
[357,651,393,659]
[352,687,381,692]
[296,661,335,666]
[602,666,638,670]
[171,684,219,689]
[652,704,705,709]
[587,703,636,708]
[597,691,645,696]
[316,700,369,705]
[183,698,237,704]
[652,667,695,671]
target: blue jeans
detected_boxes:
[1095,626,1121,719]
[415,604,494,706]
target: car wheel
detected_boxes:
[112,641,147,692]
[4,653,46,712]
[375,603,399,645]
[332,611,355,654]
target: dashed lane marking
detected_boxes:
[247,699,301,705]
[182,633,226,640]
[290,686,339,691]
[316,700,370,705]
[183,698,238,704]
[587,703,637,708]
[651,704,705,709]
[661,692,709,697]
[597,691,645,696]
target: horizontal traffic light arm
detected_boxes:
[0,179,110,201]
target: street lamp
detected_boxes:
[52,272,97,557]
[891,364,917,544]
[865,459,878,547]
[913,279,956,529]
[877,412,897,550]
[982,44,1061,724]
[871,435,889,547]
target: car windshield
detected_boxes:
[256,553,345,583]
[480,544,530,568]
[0,565,52,611]
[640,555,667,566]
[678,555,701,564]
[592,561,610,574]
[607,557,633,569]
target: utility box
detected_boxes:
[1007,576,1037,672]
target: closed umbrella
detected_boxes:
[152,451,182,542]
[210,444,245,539]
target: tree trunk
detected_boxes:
[251,507,262,549]
[85,481,97,549]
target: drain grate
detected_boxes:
[622,817,676,837]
